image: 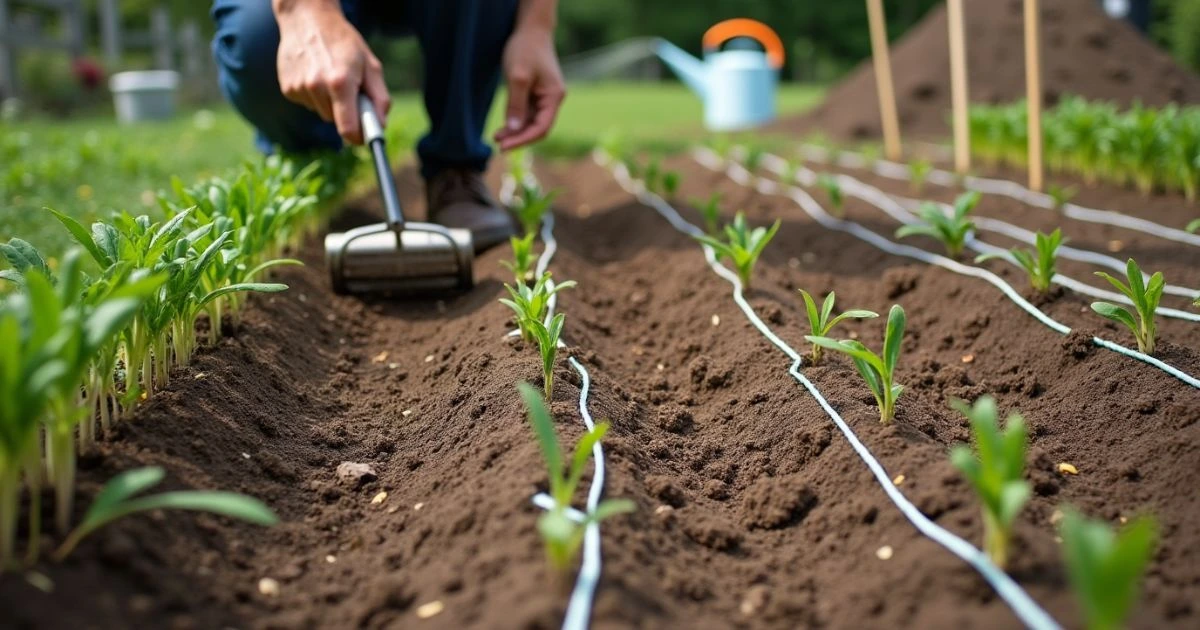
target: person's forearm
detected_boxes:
[516,0,557,32]
[272,0,342,19]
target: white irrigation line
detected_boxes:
[693,152,1200,390]
[752,151,1200,318]
[501,171,607,630]
[598,152,1061,630]
[797,144,1200,248]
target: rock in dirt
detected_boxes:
[336,462,378,487]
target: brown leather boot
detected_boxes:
[425,167,516,253]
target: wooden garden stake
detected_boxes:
[947,0,970,174]
[1023,0,1044,191]
[866,0,902,161]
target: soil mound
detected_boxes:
[776,0,1200,140]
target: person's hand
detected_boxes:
[494,26,566,151]
[273,0,390,145]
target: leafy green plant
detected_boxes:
[743,145,765,172]
[518,383,634,571]
[816,173,845,216]
[798,289,877,364]
[1187,218,1200,233]
[1059,509,1157,630]
[529,313,566,399]
[53,466,277,560]
[1047,183,1078,211]
[501,233,537,284]
[694,212,782,290]
[976,228,1063,293]
[949,396,1030,569]
[908,158,932,193]
[806,304,906,423]
[661,170,680,197]
[691,192,724,236]
[499,272,576,345]
[896,191,980,258]
[512,182,558,236]
[1091,259,1164,354]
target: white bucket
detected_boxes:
[109,71,180,123]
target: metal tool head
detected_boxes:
[326,94,475,295]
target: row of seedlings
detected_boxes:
[0,150,356,571]
[613,151,1160,630]
[500,164,635,627]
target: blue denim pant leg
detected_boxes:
[210,0,518,179]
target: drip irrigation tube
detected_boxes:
[796,144,1200,249]
[752,151,1200,319]
[695,151,1200,390]
[501,172,607,630]
[598,152,1061,630]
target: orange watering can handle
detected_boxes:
[702,18,785,69]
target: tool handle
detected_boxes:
[358,94,406,230]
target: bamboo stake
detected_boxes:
[1023,0,1044,191]
[866,0,902,161]
[947,0,970,174]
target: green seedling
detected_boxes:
[501,233,537,284]
[643,158,662,193]
[1047,183,1077,211]
[816,173,845,216]
[513,182,558,236]
[909,158,932,193]
[691,192,724,236]
[806,304,906,423]
[694,212,781,290]
[976,228,1063,293]
[896,191,980,259]
[661,170,681,197]
[1187,218,1200,233]
[518,383,635,571]
[529,313,565,399]
[743,145,766,172]
[54,466,276,560]
[499,272,576,345]
[949,396,1030,570]
[1091,258,1164,354]
[1060,508,1157,630]
[798,289,877,364]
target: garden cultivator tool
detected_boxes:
[325,95,474,294]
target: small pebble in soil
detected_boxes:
[387,362,400,370]
[402,409,413,417]
[656,363,665,372]
[414,502,425,511]
[876,545,894,560]
[387,505,400,514]
[788,257,801,269]
[325,555,337,564]
[1106,240,1124,252]
[241,452,251,460]
[892,474,905,486]
[258,578,281,597]
[372,351,388,363]
[416,600,445,619]
[1057,462,1079,475]
[961,354,974,364]
[740,585,770,615]
[371,491,388,504]
[424,354,435,363]
[336,462,378,486]
[1049,509,1064,525]
[711,314,720,326]
[194,372,206,380]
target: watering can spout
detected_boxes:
[654,38,709,100]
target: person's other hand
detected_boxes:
[274,0,390,145]
[494,26,566,151]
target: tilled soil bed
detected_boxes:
[3,156,1198,629]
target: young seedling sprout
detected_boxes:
[806,304,906,423]
[693,212,781,290]
[499,272,576,345]
[816,173,845,217]
[976,228,1063,293]
[1187,218,1200,234]
[691,192,724,236]
[909,158,932,194]
[661,170,681,198]
[518,383,635,570]
[1090,259,1164,354]
[743,145,766,173]
[949,396,1030,569]
[513,182,558,236]
[1060,508,1157,630]
[1047,183,1077,212]
[501,233,537,284]
[530,313,566,399]
[896,191,980,259]
[798,289,877,365]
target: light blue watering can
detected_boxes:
[655,19,785,131]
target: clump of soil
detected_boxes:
[776,0,1200,140]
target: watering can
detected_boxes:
[655,19,785,131]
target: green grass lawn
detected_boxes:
[1,82,823,254]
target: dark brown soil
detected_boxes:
[2,155,1198,629]
[774,0,1200,141]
